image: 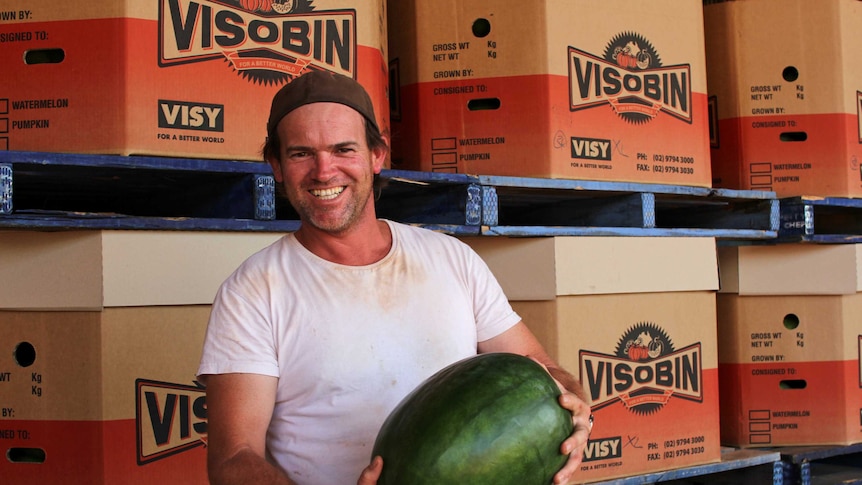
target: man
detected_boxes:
[197,70,592,485]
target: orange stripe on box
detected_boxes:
[0,419,208,485]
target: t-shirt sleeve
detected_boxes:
[197,271,281,380]
[463,245,522,342]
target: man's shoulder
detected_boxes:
[228,234,292,275]
[387,220,481,265]
[388,220,465,247]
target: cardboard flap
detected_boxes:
[464,236,718,300]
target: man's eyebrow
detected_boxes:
[284,140,360,153]
[333,140,360,149]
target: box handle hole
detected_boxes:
[467,98,501,111]
[7,447,46,463]
[472,18,491,38]
[779,132,807,142]
[783,314,799,330]
[14,342,36,367]
[779,379,807,390]
[24,48,65,65]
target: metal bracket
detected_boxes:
[0,163,11,215]
[254,174,276,220]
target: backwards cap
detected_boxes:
[266,70,379,135]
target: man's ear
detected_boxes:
[266,155,284,183]
[372,135,391,174]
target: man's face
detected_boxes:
[268,102,384,234]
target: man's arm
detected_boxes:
[478,321,592,485]
[477,321,589,401]
[204,373,295,485]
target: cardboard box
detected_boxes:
[0,230,285,483]
[717,243,862,446]
[0,306,211,485]
[0,230,282,310]
[465,236,719,299]
[718,244,862,296]
[717,294,862,447]
[0,0,389,161]
[388,0,711,186]
[704,0,862,197]
[463,236,721,482]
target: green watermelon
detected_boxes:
[371,352,573,485]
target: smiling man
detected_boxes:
[197,70,592,485]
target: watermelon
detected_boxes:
[371,352,573,485]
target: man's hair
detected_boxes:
[262,70,387,161]
[263,117,388,162]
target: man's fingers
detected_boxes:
[357,456,383,485]
[554,438,586,485]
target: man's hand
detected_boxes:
[476,322,592,485]
[553,390,592,485]
[357,456,383,485]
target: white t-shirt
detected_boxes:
[197,220,520,485]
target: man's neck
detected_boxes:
[295,219,392,266]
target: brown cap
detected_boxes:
[266,70,379,135]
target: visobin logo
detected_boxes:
[568,33,692,125]
[135,379,207,465]
[158,0,356,85]
[579,323,702,415]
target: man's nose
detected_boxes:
[311,151,339,178]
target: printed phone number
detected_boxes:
[653,154,695,174]
[662,436,706,458]
[664,436,706,447]
[653,154,695,164]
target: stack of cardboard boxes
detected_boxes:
[388,0,712,187]
[704,0,862,198]
[0,0,389,161]
[0,1,388,483]
[717,244,862,447]
[389,0,727,481]
[702,0,862,454]
[464,236,722,481]
[2,0,862,483]
[0,231,280,485]
[387,0,862,480]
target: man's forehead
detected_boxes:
[279,103,366,147]
[280,101,366,125]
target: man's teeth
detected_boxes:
[311,187,345,200]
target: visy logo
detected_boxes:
[571,136,611,161]
[158,100,224,132]
[582,436,622,462]
[135,379,207,465]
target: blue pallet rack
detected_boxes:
[4,151,862,482]
[589,448,783,485]
[778,196,862,243]
[0,151,780,239]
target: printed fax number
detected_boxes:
[674,446,706,457]
[651,164,694,174]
